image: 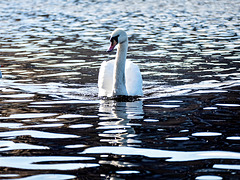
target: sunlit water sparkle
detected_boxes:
[0,0,240,179]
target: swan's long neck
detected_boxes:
[112,40,128,96]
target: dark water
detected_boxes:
[0,0,240,179]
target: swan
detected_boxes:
[98,28,143,98]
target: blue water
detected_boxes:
[0,0,240,179]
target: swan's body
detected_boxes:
[98,28,143,98]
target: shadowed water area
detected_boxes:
[0,0,240,179]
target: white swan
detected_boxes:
[98,28,143,98]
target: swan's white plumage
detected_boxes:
[98,59,143,97]
[98,60,114,97]
[98,28,143,98]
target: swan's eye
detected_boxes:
[110,35,119,43]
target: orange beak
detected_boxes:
[107,39,118,52]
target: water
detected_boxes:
[0,0,240,179]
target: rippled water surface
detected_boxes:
[0,0,240,179]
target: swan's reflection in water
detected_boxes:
[98,100,143,146]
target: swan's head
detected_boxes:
[107,28,127,52]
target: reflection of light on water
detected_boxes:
[0,0,239,178]
[0,140,49,151]
[213,164,240,171]
[1,80,99,100]
[65,144,86,149]
[0,94,34,98]
[144,104,180,108]
[69,124,93,128]
[99,100,144,120]
[166,137,190,141]
[0,130,79,139]
[216,103,240,107]
[226,136,240,140]
[1,74,240,102]
[0,123,23,129]
[57,114,98,119]
[31,100,99,105]
[192,132,222,137]
[0,113,58,119]
[8,174,76,180]
[0,174,19,178]
[116,170,140,174]
[98,100,143,146]
[143,80,240,98]
[82,146,240,162]
[195,175,222,180]
[0,156,98,170]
